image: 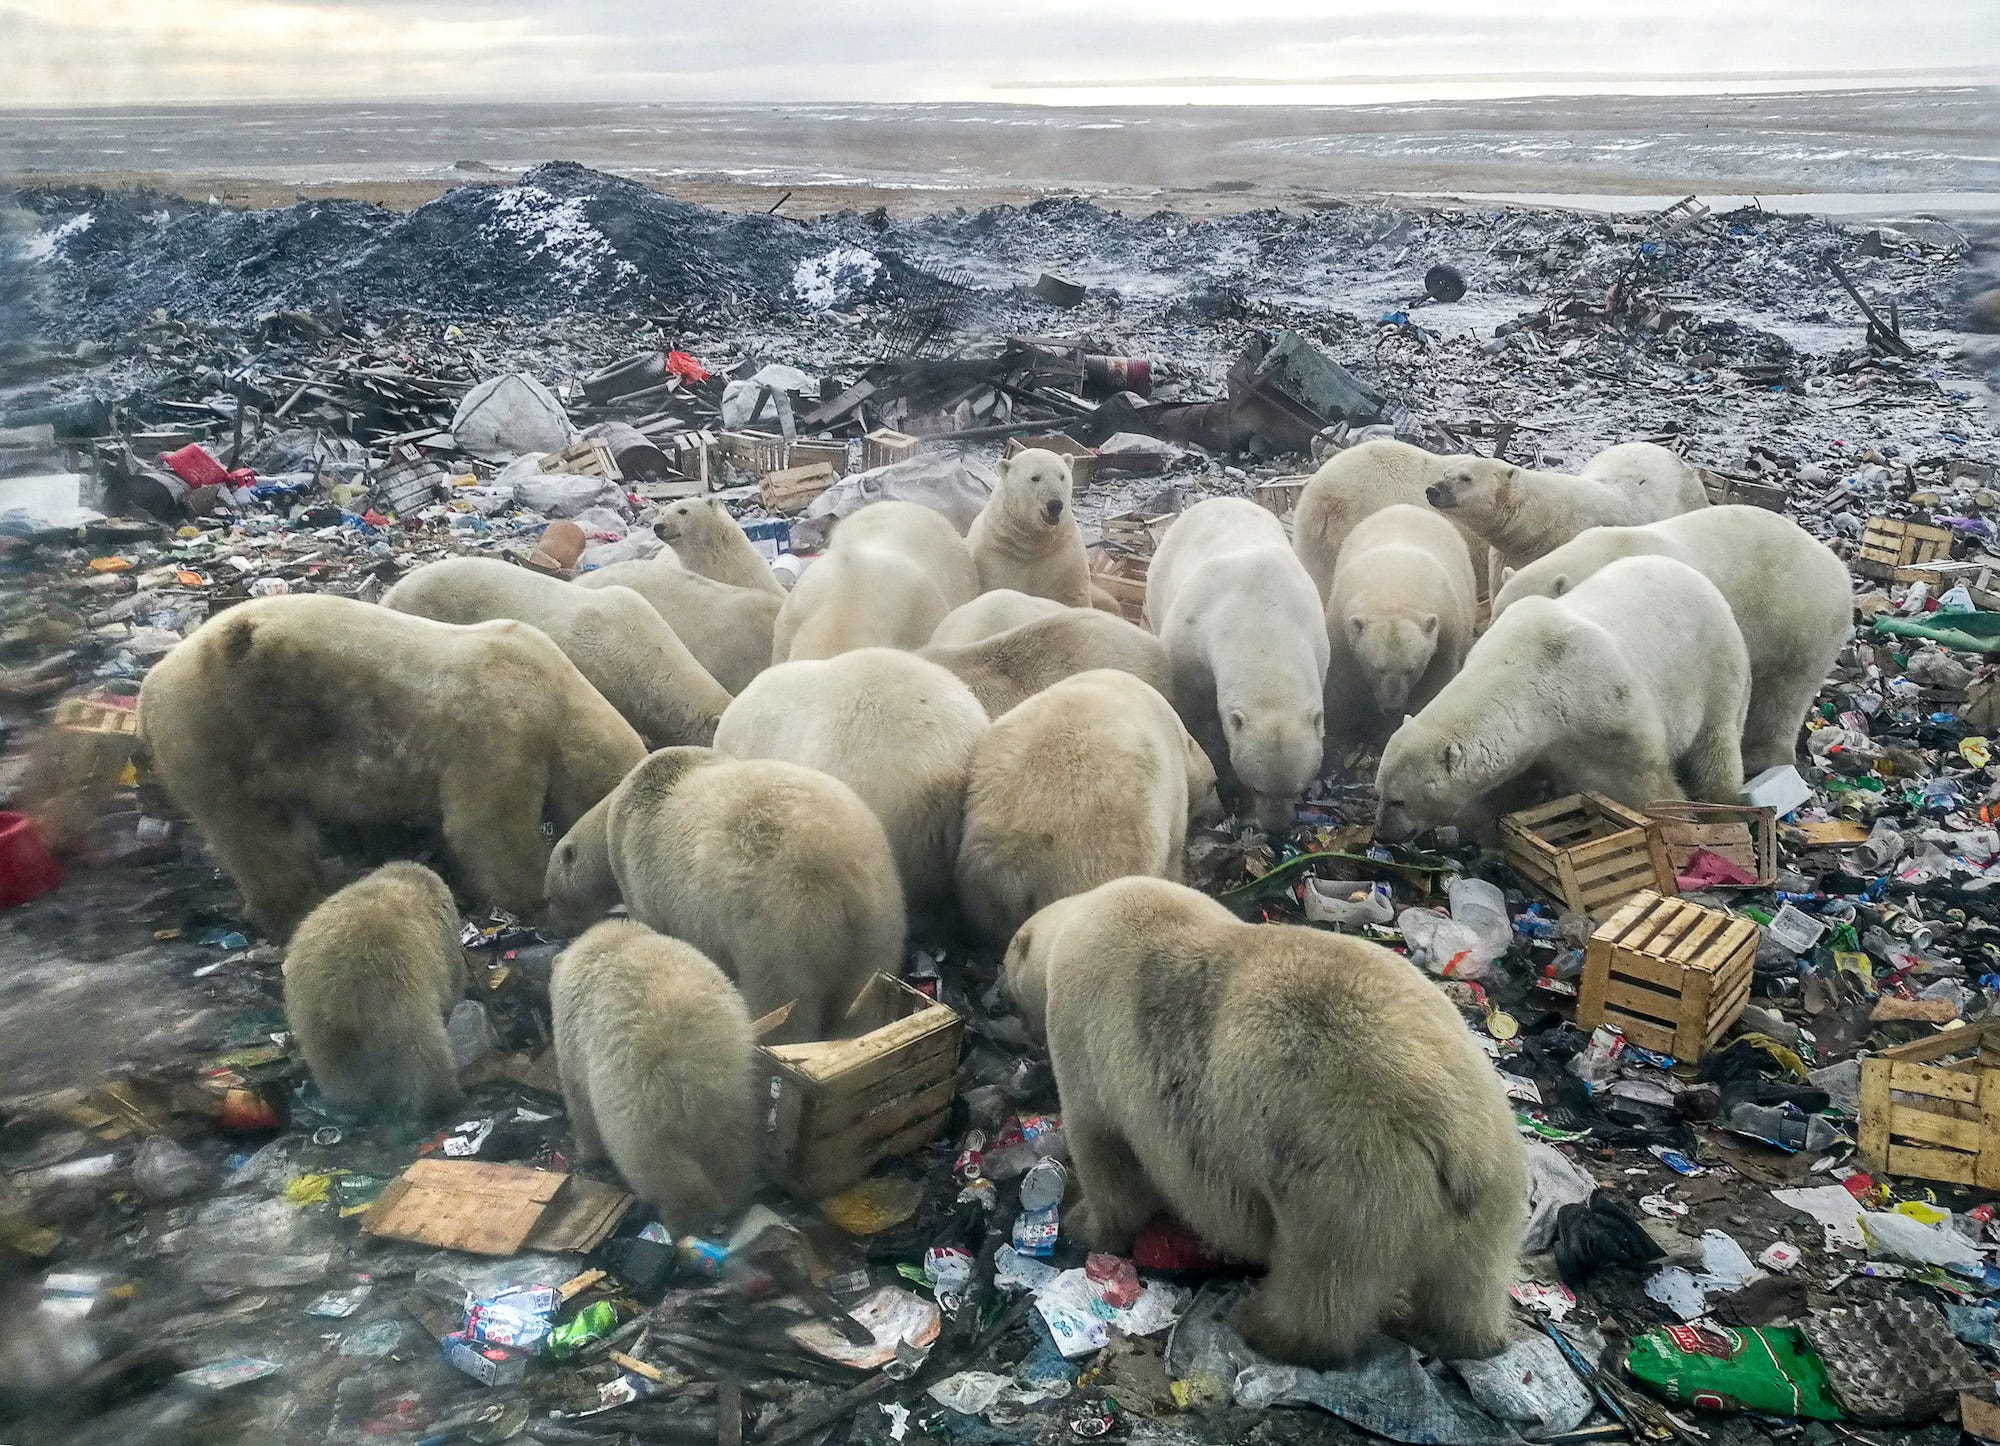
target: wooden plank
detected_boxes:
[1602,977,1684,1024]
[1600,1008,1676,1055]
[808,1033,960,1135]
[363,1160,567,1255]
[1675,963,1713,1060]
[1554,854,1581,909]
[1890,1061,1983,1103]
[1590,794,1653,831]
[1859,1059,1892,1170]
[1665,910,1731,967]
[1571,848,1654,884]
[1978,1074,2000,1192]
[791,1007,958,1089]
[1887,1106,1984,1153]
[1606,951,1686,990]
[1888,1142,1978,1186]
[1882,1026,1986,1064]
[1575,943,1612,1030]
[1566,828,1647,863]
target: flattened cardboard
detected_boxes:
[362,1159,631,1256]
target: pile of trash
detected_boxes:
[1,181,1999,1445]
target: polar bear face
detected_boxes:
[1345,613,1439,714]
[1002,896,1080,1041]
[544,798,621,935]
[1000,448,1075,529]
[652,497,716,546]
[1373,730,1467,844]
[1424,459,1514,514]
[1224,702,1323,831]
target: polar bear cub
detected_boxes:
[1491,505,1853,774]
[966,448,1093,606]
[1376,555,1750,842]
[1145,497,1328,831]
[957,671,1219,944]
[1003,877,1526,1366]
[283,862,465,1123]
[552,920,757,1231]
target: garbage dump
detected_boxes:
[2,164,2000,1446]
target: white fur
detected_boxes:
[772,500,979,661]
[576,554,780,695]
[930,590,1068,646]
[1145,497,1329,831]
[919,606,1171,717]
[1492,506,1853,773]
[653,497,783,594]
[1376,555,1750,841]
[1291,439,1494,599]
[967,448,1093,605]
[714,648,987,915]
[1426,441,1709,571]
[1324,504,1476,744]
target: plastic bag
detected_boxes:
[1452,1330,1593,1433]
[452,373,572,458]
[1625,1323,1843,1419]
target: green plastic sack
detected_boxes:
[546,1300,617,1358]
[1873,613,2000,655]
[1625,1323,1844,1420]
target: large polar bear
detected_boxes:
[714,648,987,917]
[283,862,464,1123]
[652,496,784,595]
[1145,498,1328,831]
[966,448,1093,605]
[1375,555,1750,842]
[919,607,1171,717]
[957,671,1219,945]
[1323,504,1476,747]
[139,595,644,940]
[930,589,1067,647]
[1004,877,1525,1366]
[1291,439,1493,600]
[1491,506,1853,774]
[1424,440,1710,572]
[545,749,903,1042]
[773,500,980,661]
[384,556,730,747]
[552,920,757,1230]
[576,555,779,695]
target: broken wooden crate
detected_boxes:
[759,461,837,515]
[1644,801,1777,889]
[538,438,621,481]
[755,974,962,1199]
[362,1159,632,1255]
[1004,433,1097,489]
[1576,890,1759,1061]
[862,429,921,471]
[1251,474,1312,521]
[1086,544,1149,623]
[1854,516,1953,581]
[1500,793,1674,913]
[1859,1025,2000,1189]
[20,695,140,851]
[1100,506,1177,556]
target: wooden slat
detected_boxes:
[1600,1008,1676,1054]
[1978,1074,2000,1192]
[1606,951,1687,991]
[1890,1061,1982,1103]
[1881,1026,1987,1064]
[1860,1057,1893,1170]
[1887,1107,1985,1153]
[1602,977,1684,1026]
[1889,1142,1978,1185]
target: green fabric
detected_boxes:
[1625,1325,1845,1420]
[1873,612,2000,654]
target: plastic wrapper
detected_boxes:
[1451,1330,1593,1434]
[547,1300,618,1358]
[1625,1323,1843,1419]
[463,1285,560,1351]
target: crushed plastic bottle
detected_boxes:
[445,1000,500,1069]
[1721,1103,1846,1155]
[1398,908,1489,979]
[1448,878,1511,965]
[131,1136,212,1202]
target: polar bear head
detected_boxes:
[544,797,621,935]
[653,497,721,547]
[999,448,1075,529]
[1373,726,1471,844]
[1425,458,1515,515]
[1223,698,1323,832]
[1344,611,1440,714]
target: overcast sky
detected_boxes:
[2,0,1995,107]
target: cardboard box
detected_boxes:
[755,975,962,1199]
[362,1160,632,1256]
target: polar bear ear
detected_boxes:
[1417,613,1439,641]
[1549,574,1570,598]
[1225,706,1247,732]
[1344,615,1367,643]
[1442,739,1466,775]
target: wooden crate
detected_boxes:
[1576,891,1759,1060]
[1004,433,1097,489]
[1859,1025,2000,1189]
[1500,793,1674,912]
[754,974,962,1199]
[1252,475,1312,520]
[718,430,790,478]
[1895,558,1989,592]
[1644,801,1777,888]
[759,462,836,516]
[1855,516,1953,581]
[1086,545,1149,623]
[1697,468,1789,513]
[538,439,621,481]
[1100,508,1176,556]
[20,696,141,851]
[862,429,920,471]
[785,439,851,475]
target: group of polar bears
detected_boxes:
[137,436,1852,1370]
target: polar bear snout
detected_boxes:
[1041,498,1065,525]
[1424,481,1456,508]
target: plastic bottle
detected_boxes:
[1448,878,1511,965]
[445,1000,499,1069]
[1018,1157,1068,1211]
[131,1136,211,1202]
[1722,1103,1845,1154]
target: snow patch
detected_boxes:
[793,247,880,310]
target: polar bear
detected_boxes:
[958,672,1219,945]
[1003,877,1525,1366]
[1424,441,1710,572]
[1492,506,1852,774]
[1324,504,1477,747]
[552,920,757,1230]
[920,607,1172,717]
[576,555,779,695]
[384,557,730,747]
[1375,555,1750,842]
[652,496,783,595]
[283,862,464,1123]
[930,589,1067,647]
[1291,439,1493,601]
[545,749,903,1042]
[714,649,986,917]
[772,500,981,661]
[139,595,645,941]
[1145,498,1328,831]
[966,448,1093,605]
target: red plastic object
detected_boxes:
[159,443,254,490]
[1130,1218,1224,1272]
[0,812,62,908]
[665,350,711,383]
